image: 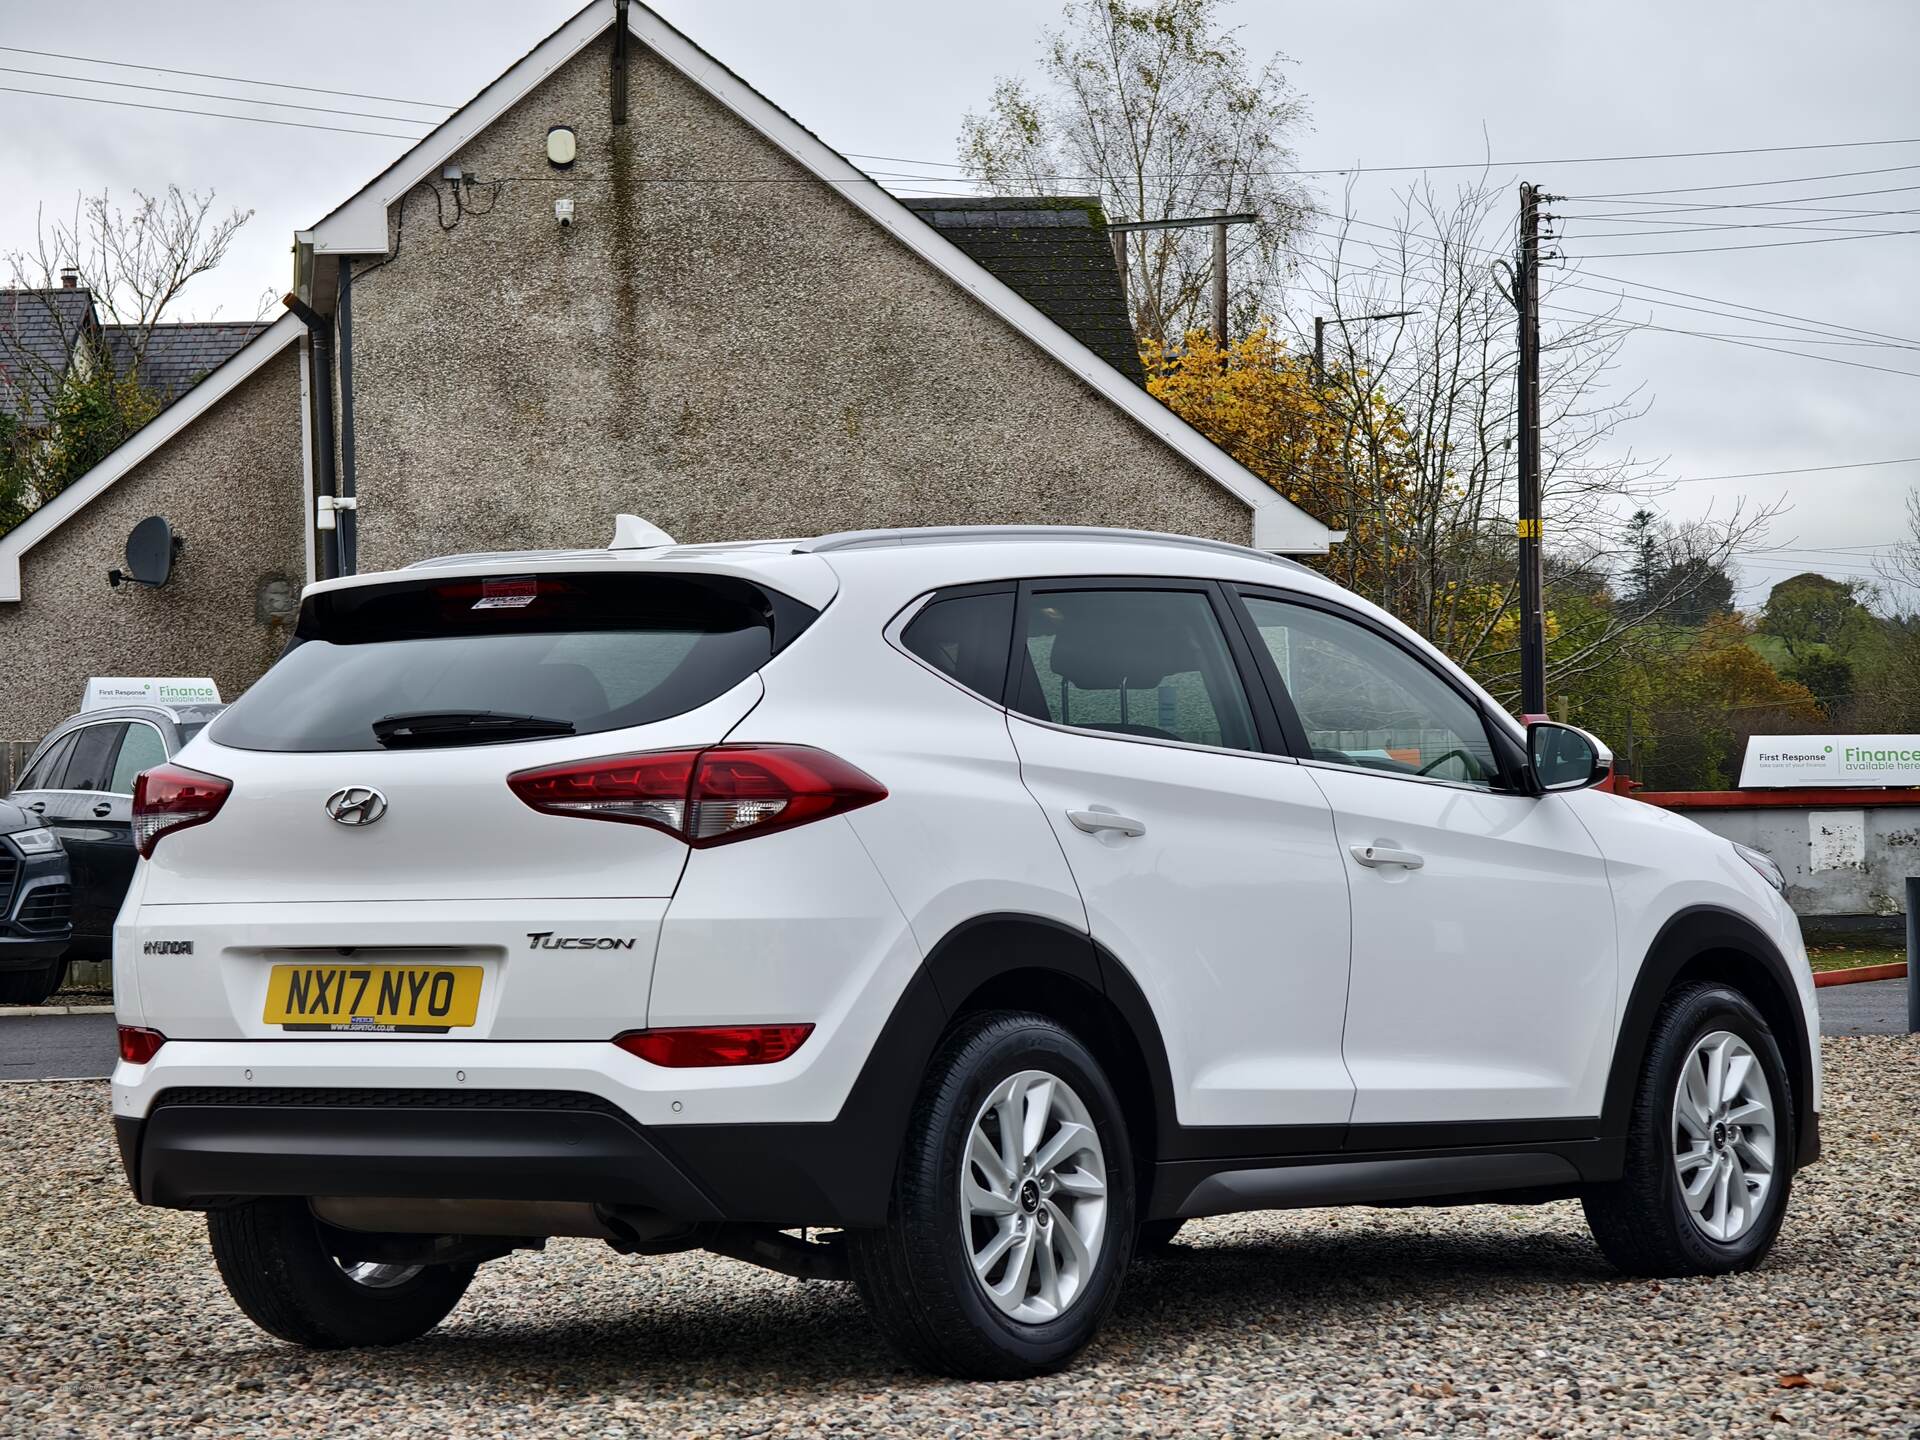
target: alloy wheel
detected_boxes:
[1671,1029,1777,1243]
[335,1260,426,1290]
[961,1068,1109,1323]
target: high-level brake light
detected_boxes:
[508,745,885,847]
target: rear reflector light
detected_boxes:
[509,745,884,847]
[132,764,232,858]
[117,1026,166,1064]
[614,1024,814,1067]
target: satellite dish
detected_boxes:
[115,516,179,588]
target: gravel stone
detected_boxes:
[2,1036,1914,1438]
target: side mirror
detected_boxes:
[1528,721,1613,793]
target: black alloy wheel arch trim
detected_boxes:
[1602,903,1818,1167]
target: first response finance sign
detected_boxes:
[1740,735,1920,788]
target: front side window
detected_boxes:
[108,724,169,794]
[1012,587,1257,751]
[1240,595,1500,789]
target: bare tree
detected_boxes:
[959,0,1312,345]
[2,186,252,414]
[1286,176,1776,703]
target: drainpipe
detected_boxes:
[282,293,343,581]
[335,257,359,575]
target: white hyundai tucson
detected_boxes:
[110,524,1820,1377]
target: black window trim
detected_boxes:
[20,719,142,798]
[1001,575,1295,763]
[103,719,171,798]
[885,581,1019,707]
[1225,584,1532,795]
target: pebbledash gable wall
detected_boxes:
[0,350,306,741]
[345,35,1249,571]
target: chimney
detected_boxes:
[59,268,78,289]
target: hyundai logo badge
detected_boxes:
[325,786,388,826]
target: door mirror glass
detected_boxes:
[1529,722,1611,792]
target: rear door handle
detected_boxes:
[25,801,45,814]
[1350,844,1424,870]
[92,802,112,818]
[1068,809,1147,838]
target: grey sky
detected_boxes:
[3,1,1916,602]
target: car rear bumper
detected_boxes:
[111,1084,900,1228]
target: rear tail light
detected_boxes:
[117,1026,166,1064]
[614,1024,814,1067]
[132,764,232,858]
[509,745,885,847]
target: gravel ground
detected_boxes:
[3,1037,1915,1439]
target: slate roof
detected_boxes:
[102,322,267,404]
[0,288,97,426]
[901,197,1144,385]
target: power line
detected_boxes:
[1559,207,1920,239]
[1568,225,1920,260]
[1577,268,1920,349]
[0,65,438,126]
[0,84,421,139]
[1646,456,1920,485]
[1545,303,1920,378]
[0,45,455,109]
[1568,161,1920,199]
[1563,181,1920,216]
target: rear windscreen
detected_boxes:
[213,571,815,752]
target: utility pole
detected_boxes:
[1512,180,1560,720]
[1106,212,1256,345]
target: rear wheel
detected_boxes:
[207,1198,475,1348]
[0,958,65,1006]
[848,1011,1135,1378]
[1583,982,1795,1276]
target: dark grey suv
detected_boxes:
[8,702,221,983]
[0,795,72,1004]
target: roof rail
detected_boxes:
[796,525,1313,571]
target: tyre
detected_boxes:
[0,958,66,1006]
[207,1197,475,1348]
[848,1010,1136,1378]
[1135,1218,1185,1255]
[1583,981,1795,1277]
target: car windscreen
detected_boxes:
[212,571,816,753]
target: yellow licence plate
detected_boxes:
[263,964,483,1033]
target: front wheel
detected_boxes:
[207,1198,475,1348]
[848,1010,1135,1378]
[1583,981,1795,1276]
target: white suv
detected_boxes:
[110,525,1820,1377]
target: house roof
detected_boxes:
[103,322,268,404]
[0,313,304,603]
[901,198,1143,384]
[298,0,1328,554]
[0,288,97,426]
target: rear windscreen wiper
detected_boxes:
[371,710,576,748]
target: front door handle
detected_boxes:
[1068,809,1147,838]
[1350,843,1424,870]
[92,802,112,818]
[25,801,45,814]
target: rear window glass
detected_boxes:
[213,572,815,753]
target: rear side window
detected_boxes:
[1012,587,1258,751]
[214,571,816,753]
[16,732,76,791]
[901,590,1013,701]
